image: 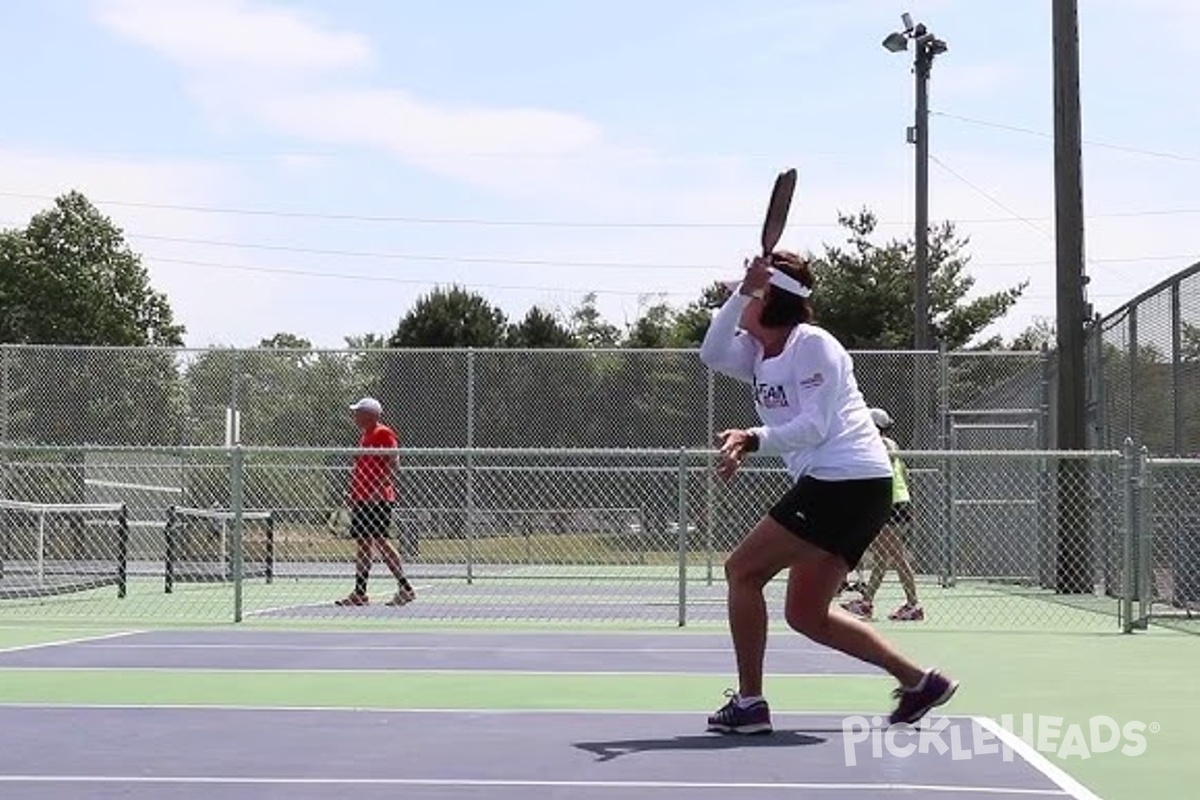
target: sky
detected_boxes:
[1,0,1197,349]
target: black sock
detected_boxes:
[397,575,413,593]
[355,568,369,596]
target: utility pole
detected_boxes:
[1053,0,1091,593]
[883,14,946,351]
[912,36,933,352]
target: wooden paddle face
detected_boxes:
[760,168,797,256]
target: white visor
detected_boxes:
[721,269,812,298]
[768,268,811,297]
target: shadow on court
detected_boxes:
[573,729,833,762]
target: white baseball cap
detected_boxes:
[349,397,383,416]
[869,407,893,430]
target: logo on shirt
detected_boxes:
[754,383,790,409]
[799,372,825,390]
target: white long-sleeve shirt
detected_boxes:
[699,291,892,482]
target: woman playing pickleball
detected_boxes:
[699,252,958,735]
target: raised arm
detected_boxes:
[699,290,758,384]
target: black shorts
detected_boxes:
[888,502,914,527]
[767,475,893,571]
[350,501,394,539]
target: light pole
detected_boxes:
[884,13,947,352]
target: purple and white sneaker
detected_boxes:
[706,690,773,735]
[889,669,960,726]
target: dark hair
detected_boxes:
[758,251,815,328]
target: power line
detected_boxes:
[933,110,1200,164]
[113,228,1200,271]
[125,233,721,271]
[928,153,1054,241]
[147,255,695,298]
[4,188,1200,230]
[4,217,1190,273]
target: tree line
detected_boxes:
[2,191,1042,354]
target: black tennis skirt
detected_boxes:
[767,475,894,571]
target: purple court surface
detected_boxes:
[0,629,880,674]
[0,630,1100,799]
[0,707,1088,799]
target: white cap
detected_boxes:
[350,397,383,416]
[869,407,893,430]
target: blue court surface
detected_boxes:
[0,630,1103,799]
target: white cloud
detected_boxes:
[93,0,372,75]
[246,87,606,197]
[79,0,1200,351]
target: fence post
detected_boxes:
[677,448,688,627]
[705,368,715,586]
[465,349,476,585]
[1171,282,1182,455]
[937,345,954,589]
[942,429,958,588]
[1135,446,1152,629]
[1121,438,1136,632]
[229,443,246,624]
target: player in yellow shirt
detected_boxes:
[841,408,924,621]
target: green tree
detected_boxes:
[811,209,1026,350]
[0,190,183,346]
[506,306,577,348]
[389,285,509,348]
[567,293,620,348]
[670,283,733,346]
[0,192,184,447]
[624,298,679,349]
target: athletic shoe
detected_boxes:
[706,690,773,735]
[889,669,959,726]
[841,598,874,619]
[386,586,417,606]
[335,593,369,606]
[888,603,925,621]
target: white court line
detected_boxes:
[973,717,1105,800]
[0,703,973,718]
[66,643,841,655]
[0,666,880,678]
[0,776,1069,795]
[0,630,144,656]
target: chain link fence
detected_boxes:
[0,345,1047,452]
[1090,260,1200,455]
[0,443,1147,632]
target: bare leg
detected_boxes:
[335,539,374,604]
[712,514,954,732]
[725,517,929,695]
[353,539,372,595]
[722,523,786,697]
[373,538,415,593]
[778,531,926,688]
[893,534,920,606]
[862,526,903,601]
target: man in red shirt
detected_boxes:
[335,397,416,607]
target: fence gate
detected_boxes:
[942,411,1044,588]
[1136,457,1200,633]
